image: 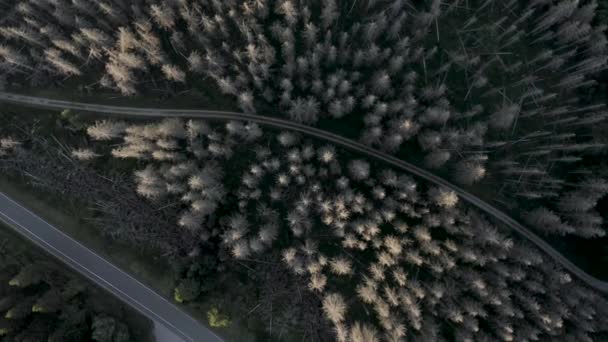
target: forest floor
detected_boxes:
[1,83,605,340]
[0,154,259,341]
[0,174,268,342]
[0,221,156,342]
[4,86,607,281]
[0,175,176,298]
[0,174,251,342]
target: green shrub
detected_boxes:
[207,307,230,328]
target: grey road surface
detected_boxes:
[155,322,186,342]
[0,192,222,342]
[1,91,606,295]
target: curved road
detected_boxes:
[0,193,222,342]
[1,92,606,296]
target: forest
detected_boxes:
[0,221,149,341]
[2,111,607,340]
[0,0,607,341]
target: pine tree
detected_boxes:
[524,207,575,235]
[323,293,347,324]
[91,315,117,342]
[32,289,63,313]
[429,187,459,208]
[348,160,370,181]
[9,263,45,287]
[87,121,127,141]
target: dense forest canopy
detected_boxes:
[3,113,607,341]
[0,0,608,341]
[0,226,139,342]
[1,0,607,240]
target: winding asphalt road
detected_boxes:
[0,92,606,296]
[0,193,222,342]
